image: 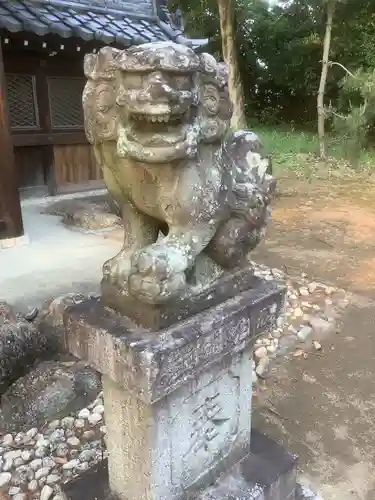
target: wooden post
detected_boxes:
[0,40,24,240]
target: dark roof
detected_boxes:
[0,0,172,46]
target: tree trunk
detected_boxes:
[317,1,335,159]
[218,0,246,130]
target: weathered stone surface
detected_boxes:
[0,302,49,395]
[82,42,275,314]
[58,278,285,403]
[54,278,287,500]
[101,263,255,329]
[0,361,101,432]
[195,430,298,499]
[43,195,121,231]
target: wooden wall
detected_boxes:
[3,42,104,195]
[54,143,103,192]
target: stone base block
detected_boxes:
[195,429,298,500]
[101,264,256,330]
[46,278,286,500]
[62,430,297,500]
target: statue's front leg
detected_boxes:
[128,224,217,304]
[103,200,159,285]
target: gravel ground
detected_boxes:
[0,262,347,499]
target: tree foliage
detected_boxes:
[171,0,375,130]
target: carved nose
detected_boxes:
[146,71,179,103]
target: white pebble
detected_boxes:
[2,459,13,471]
[62,459,79,471]
[297,326,313,343]
[88,413,102,426]
[67,437,80,448]
[61,417,75,429]
[35,467,51,480]
[28,479,38,492]
[29,459,43,471]
[26,428,38,440]
[256,357,270,378]
[0,472,12,488]
[299,287,309,296]
[78,408,91,420]
[308,282,318,293]
[93,405,104,415]
[13,494,26,500]
[48,420,60,431]
[9,487,21,495]
[99,426,107,435]
[74,419,85,429]
[46,474,61,485]
[40,485,54,500]
[36,438,50,448]
[21,450,34,462]
[267,345,277,354]
[313,340,322,351]
[254,346,267,359]
[2,434,13,447]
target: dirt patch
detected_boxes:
[254,177,375,296]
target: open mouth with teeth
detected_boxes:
[126,110,191,147]
[117,107,201,163]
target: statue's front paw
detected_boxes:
[128,272,186,304]
[128,245,188,303]
[103,251,132,284]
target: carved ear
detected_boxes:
[84,47,122,81]
[83,53,97,80]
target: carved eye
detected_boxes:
[203,84,220,115]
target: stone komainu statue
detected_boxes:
[83,42,275,305]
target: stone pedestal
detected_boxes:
[52,277,293,500]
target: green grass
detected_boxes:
[249,125,375,177]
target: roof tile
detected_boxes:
[0,0,172,45]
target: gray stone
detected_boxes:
[46,474,61,485]
[0,302,50,396]
[35,467,51,480]
[0,360,101,433]
[62,460,79,471]
[297,326,314,343]
[56,278,286,500]
[55,443,70,458]
[67,437,81,448]
[11,466,32,486]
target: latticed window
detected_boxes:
[48,77,85,129]
[5,74,39,129]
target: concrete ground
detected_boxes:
[0,191,120,312]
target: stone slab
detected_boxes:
[60,278,286,403]
[101,264,256,330]
[62,430,297,500]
